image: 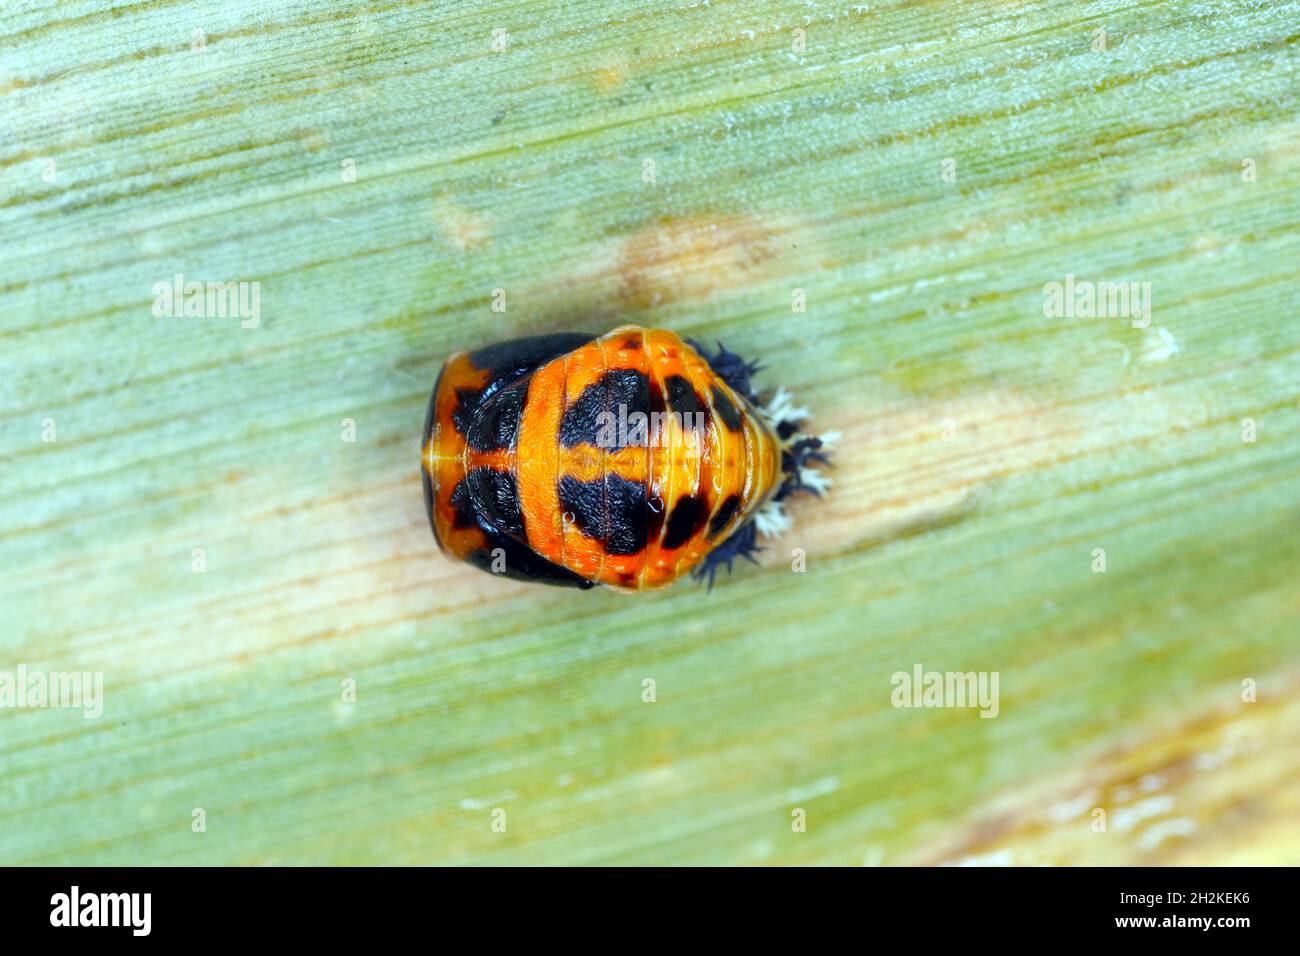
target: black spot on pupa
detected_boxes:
[559,368,649,451]
[469,332,592,385]
[466,381,525,451]
[449,479,478,530]
[451,386,483,435]
[603,368,650,420]
[558,475,603,540]
[663,494,708,550]
[664,374,711,440]
[558,386,605,449]
[664,374,710,423]
[664,375,700,415]
[466,537,593,589]
[606,472,649,554]
[707,494,741,539]
[558,473,647,555]
[457,333,594,435]
[466,467,524,540]
[710,384,743,432]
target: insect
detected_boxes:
[421,325,835,591]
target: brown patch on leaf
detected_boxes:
[593,61,628,94]
[789,389,1079,554]
[297,128,330,154]
[899,672,1300,866]
[517,212,815,324]
[615,215,797,309]
[433,197,490,251]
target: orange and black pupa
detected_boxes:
[421,325,836,591]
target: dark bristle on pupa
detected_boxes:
[776,436,832,501]
[686,335,834,590]
[686,338,762,404]
[691,519,762,590]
